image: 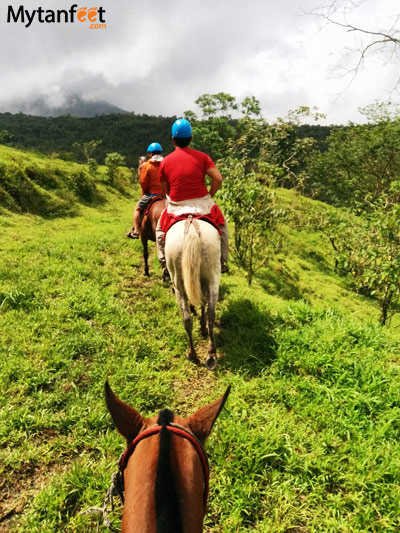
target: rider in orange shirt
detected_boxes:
[127,143,164,239]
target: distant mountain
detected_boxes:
[0,94,128,118]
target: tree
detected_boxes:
[360,182,400,325]
[306,102,400,206]
[73,140,102,175]
[219,153,284,285]
[184,92,239,160]
[306,101,400,324]
[0,130,12,144]
[185,94,321,186]
[251,107,323,191]
[309,0,400,90]
[217,107,290,285]
[194,92,238,119]
[323,181,400,325]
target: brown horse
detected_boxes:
[140,197,166,277]
[105,381,230,533]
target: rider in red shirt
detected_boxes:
[160,148,215,201]
[156,119,229,273]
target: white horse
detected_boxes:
[165,217,221,369]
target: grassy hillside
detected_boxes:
[0,149,399,531]
[0,145,134,218]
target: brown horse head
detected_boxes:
[105,381,230,533]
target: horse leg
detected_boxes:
[205,287,218,370]
[142,237,150,277]
[176,290,200,364]
[200,304,208,338]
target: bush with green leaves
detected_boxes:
[87,157,98,175]
[214,103,320,284]
[219,156,284,285]
[68,169,97,203]
[0,129,12,144]
[218,113,288,285]
[104,152,126,185]
[317,181,400,325]
[348,182,400,325]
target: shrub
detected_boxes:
[105,152,126,185]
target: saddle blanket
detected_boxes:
[160,203,225,239]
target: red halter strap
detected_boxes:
[119,423,210,510]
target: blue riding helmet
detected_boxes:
[171,119,192,138]
[147,142,162,153]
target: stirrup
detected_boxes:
[126,229,140,239]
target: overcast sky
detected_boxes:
[0,0,399,124]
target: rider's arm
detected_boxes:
[206,167,223,198]
[139,166,149,193]
[159,161,169,196]
[161,179,169,196]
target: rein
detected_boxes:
[119,422,210,510]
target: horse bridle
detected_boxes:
[118,422,210,510]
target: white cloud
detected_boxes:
[0,0,399,123]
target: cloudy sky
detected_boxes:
[0,0,399,124]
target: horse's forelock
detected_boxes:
[157,408,174,426]
[155,408,183,532]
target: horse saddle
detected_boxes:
[142,195,165,218]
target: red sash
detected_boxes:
[160,204,225,239]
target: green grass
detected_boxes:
[0,144,134,217]
[0,148,399,531]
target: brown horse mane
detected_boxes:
[155,409,183,533]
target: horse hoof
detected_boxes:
[187,353,200,365]
[162,268,170,282]
[205,356,217,371]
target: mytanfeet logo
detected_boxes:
[7,4,107,29]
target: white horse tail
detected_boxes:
[181,219,202,306]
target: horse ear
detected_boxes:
[188,386,231,444]
[105,381,147,442]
